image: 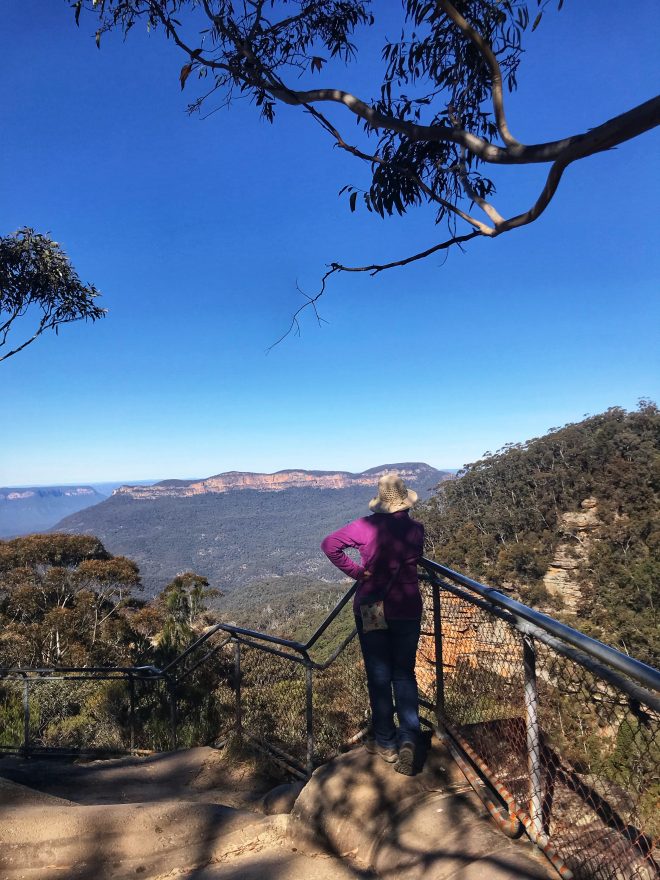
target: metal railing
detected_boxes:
[0,583,366,775]
[419,559,659,880]
[1,560,658,879]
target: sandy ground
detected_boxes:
[1,742,553,880]
[0,745,276,810]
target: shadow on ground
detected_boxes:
[0,739,552,879]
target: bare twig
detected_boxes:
[266,273,333,352]
[268,229,482,350]
[330,229,482,275]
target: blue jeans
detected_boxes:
[356,615,422,749]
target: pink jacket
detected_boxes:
[321,510,424,619]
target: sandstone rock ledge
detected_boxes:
[290,739,552,879]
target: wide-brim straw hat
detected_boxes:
[369,473,418,514]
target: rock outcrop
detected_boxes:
[289,739,550,879]
[543,498,599,613]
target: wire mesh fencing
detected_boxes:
[231,595,369,775]
[312,634,369,762]
[0,673,177,754]
[0,678,26,750]
[238,642,309,772]
[419,564,659,880]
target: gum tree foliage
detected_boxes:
[75,0,660,330]
[0,534,225,668]
[158,572,221,653]
[0,534,139,666]
[0,228,105,363]
[418,402,660,665]
[0,535,229,750]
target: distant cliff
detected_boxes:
[0,486,105,538]
[54,463,451,595]
[113,463,450,500]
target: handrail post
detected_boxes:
[233,640,242,737]
[166,676,177,750]
[128,673,136,754]
[523,634,543,837]
[22,675,30,757]
[305,664,314,777]
[432,579,444,719]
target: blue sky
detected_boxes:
[1,1,659,485]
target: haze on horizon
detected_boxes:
[2,2,658,487]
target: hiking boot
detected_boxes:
[394,741,415,776]
[364,739,398,763]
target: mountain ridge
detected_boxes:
[115,463,450,500]
[0,486,106,539]
[53,463,450,595]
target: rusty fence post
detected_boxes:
[233,639,242,738]
[523,634,543,837]
[432,580,445,720]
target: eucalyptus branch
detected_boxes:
[457,153,505,227]
[329,229,482,275]
[496,158,567,232]
[0,311,55,364]
[437,0,520,148]
[268,87,660,167]
[76,0,660,349]
[145,0,229,72]
[140,2,660,170]
[0,228,104,364]
[0,305,24,341]
[306,104,494,235]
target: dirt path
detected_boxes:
[0,745,275,810]
[1,742,553,879]
[0,747,357,880]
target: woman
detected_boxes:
[321,473,425,775]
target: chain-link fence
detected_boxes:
[419,560,659,880]
[229,591,370,776]
[0,671,183,755]
[238,643,309,771]
[0,588,370,776]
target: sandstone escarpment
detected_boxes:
[113,463,450,500]
[0,486,97,501]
